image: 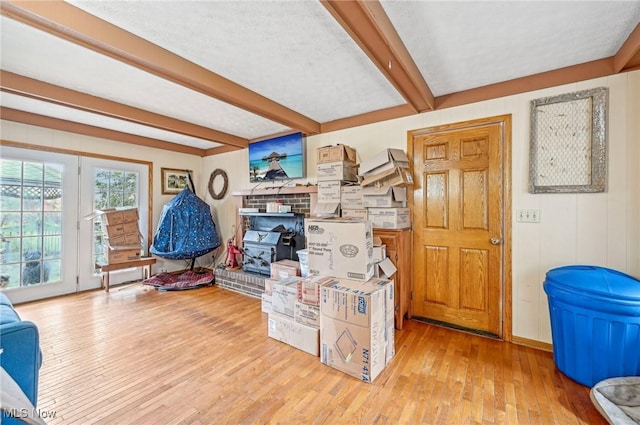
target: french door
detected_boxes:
[78,157,149,290]
[0,147,78,303]
[0,146,150,303]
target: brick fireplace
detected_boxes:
[217,185,317,297]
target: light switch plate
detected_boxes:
[517,209,540,223]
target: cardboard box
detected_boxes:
[264,277,279,296]
[305,218,374,281]
[270,259,301,280]
[320,278,395,383]
[371,244,387,263]
[312,202,340,218]
[317,144,357,164]
[340,185,363,209]
[295,301,320,328]
[265,275,299,296]
[362,186,407,208]
[317,181,343,203]
[271,278,299,317]
[341,209,368,220]
[361,166,413,188]
[103,246,141,264]
[89,208,139,225]
[297,249,309,278]
[105,232,141,248]
[374,257,397,279]
[367,208,411,229]
[358,149,409,176]
[261,293,273,314]
[316,162,358,182]
[102,220,139,239]
[268,312,320,356]
[297,275,336,306]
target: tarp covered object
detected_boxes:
[150,188,221,260]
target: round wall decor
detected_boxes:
[208,169,228,200]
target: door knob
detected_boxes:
[490,238,502,245]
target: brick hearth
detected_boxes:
[215,268,265,298]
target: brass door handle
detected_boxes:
[490,238,502,245]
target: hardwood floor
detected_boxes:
[15,283,606,425]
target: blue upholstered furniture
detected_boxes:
[0,291,42,424]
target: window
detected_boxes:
[92,168,139,266]
[0,159,63,289]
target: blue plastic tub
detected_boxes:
[543,265,640,387]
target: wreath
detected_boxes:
[208,169,228,200]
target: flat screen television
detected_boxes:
[248,132,305,182]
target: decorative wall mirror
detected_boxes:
[529,87,608,193]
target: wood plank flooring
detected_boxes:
[14,283,606,425]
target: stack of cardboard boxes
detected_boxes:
[314,144,358,217]
[261,219,396,383]
[261,144,412,383]
[306,217,395,383]
[263,259,332,357]
[97,208,142,264]
[263,244,395,383]
[314,145,413,230]
[358,148,412,230]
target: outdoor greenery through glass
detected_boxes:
[0,159,63,288]
[93,168,138,266]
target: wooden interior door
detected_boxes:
[410,117,507,337]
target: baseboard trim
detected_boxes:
[512,336,553,352]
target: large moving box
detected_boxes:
[320,277,395,383]
[305,218,374,281]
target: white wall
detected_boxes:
[2,70,637,343]
[203,70,640,344]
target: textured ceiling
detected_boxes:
[1,1,639,156]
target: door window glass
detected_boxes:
[0,159,63,288]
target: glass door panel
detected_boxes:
[78,157,149,290]
[0,147,78,303]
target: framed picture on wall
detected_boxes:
[248,132,305,183]
[529,87,608,193]
[161,168,192,194]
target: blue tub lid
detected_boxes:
[545,265,640,300]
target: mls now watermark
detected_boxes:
[5,407,57,420]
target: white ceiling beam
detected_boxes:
[321,0,435,112]
[0,0,321,137]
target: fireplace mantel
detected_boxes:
[231,185,317,197]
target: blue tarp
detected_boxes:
[150,188,220,260]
